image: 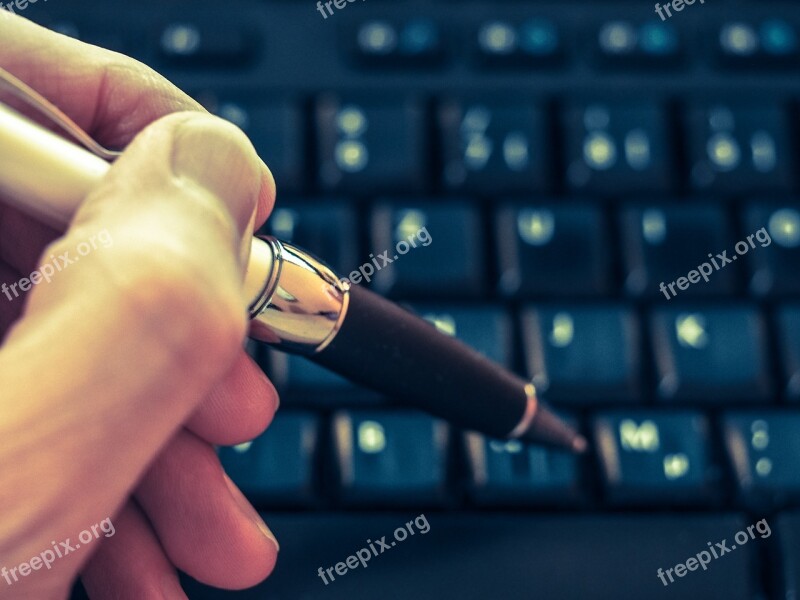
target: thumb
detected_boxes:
[0,112,263,583]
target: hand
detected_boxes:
[0,12,280,599]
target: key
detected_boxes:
[722,412,800,509]
[777,306,800,401]
[685,104,794,192]
[218,411,320,506]
[438,100,550,193]
[742,203,800,296]
[594,411,717,506]
[415,306,514,368]
[594,20,682,67]
[474,19,562,67]
[464,427,582,506]
[620,204,737,297]
[211,100,306,194]
[316,96,427,193]
[158,22,255,66]
[716,19,800,68]
[261,202,359,275]
[650,307,772,403]
[347,19,445,67]
[521,306,641,404]
[370,203,484,298]
[332,410,450,507]
[497,203,611,297]
[563,102,672,193]
[182,514,759,599]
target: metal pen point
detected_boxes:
[0,66,586,452]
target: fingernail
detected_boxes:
[224,473,280,550]
[170,113,261,236]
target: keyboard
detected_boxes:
[41,1,800,598]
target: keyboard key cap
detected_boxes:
[742,203,800,296]
[497,203,611,297]
[158,22,255,66]
[685,104,794,192]
[219,411,320,506]
[370,203,484,298]
[262,202,359,274]
[594,411,717,506]
[778,306,800,401]
[595,20,682,67]
[620,204,737,297]
[465,430,582,506]
[722,412,800,509]
[332,410,450,507]
[563,102,673,193]
[348,18,445,67]
[650,307,772,403]
[438,101,550,193]
[184,514,759,599]
[777,512,800,600]
[474,19,562,67]
[416,306,514,367]
[521,306,641,404]
[316,96,427,193]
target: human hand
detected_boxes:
[0,12,280,599]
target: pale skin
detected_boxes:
[0,12,281,600]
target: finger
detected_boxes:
[0,12,274,240]
[136,430,278,589]
[80,501,187,600]
[186,350,279,446]
[0,112,262,574]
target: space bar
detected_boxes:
[181,513,759,600]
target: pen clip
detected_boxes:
[0,65,121,161]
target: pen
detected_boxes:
[0,69,586,452]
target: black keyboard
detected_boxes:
[49,1,800,599]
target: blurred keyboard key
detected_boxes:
[212,100,305,193]
[316,96,427,193]
[723,412,800,509]
[595,20,681,67]
[716,20,800,68]
[497,203,611,297]
[742,204,800,296]
[465,431,582,506]
[521,306,641,404]
[778,306,800,401]
[371,203,484,298]
[650,307,771,403]
[219,412,320,506]
[332,410,449,507]
[438,101,550,193]
[158,22,255,66]
[563,102,672,193]
[620,204,737,297]
[262,202,358,274]
[685,104,794,192]
[594,411,717,506]
[777,512,800,600]
[348,19,445,67]
[474,19,562,67]
[416,306,514,367]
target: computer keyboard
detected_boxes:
[38,1,800,598]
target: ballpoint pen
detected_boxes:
[0,66,586,452]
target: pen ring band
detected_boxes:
[507,382,538,439]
